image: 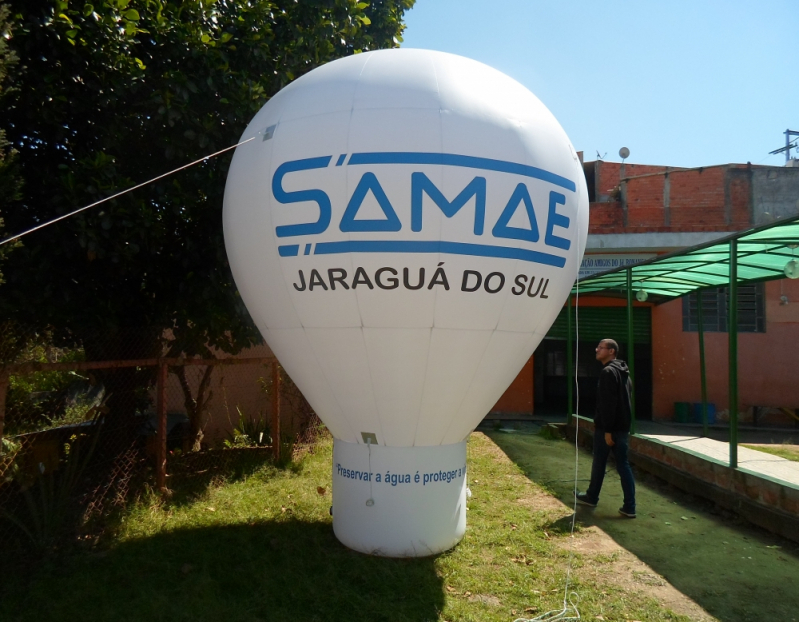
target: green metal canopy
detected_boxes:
[564,213,799,469]
[573,214,799,300]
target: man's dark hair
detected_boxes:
[603,339,619,357]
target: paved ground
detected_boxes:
[633,419,799,486]
[498,414,799,487]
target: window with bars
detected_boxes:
[682,283,765,332]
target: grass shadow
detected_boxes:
[0,518,445,622]
[543,512,579,537]
[163,449,300,509]
[487,430,799,622]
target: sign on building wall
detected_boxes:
[579,254,656,279]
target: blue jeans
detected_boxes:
[586,429,636,512]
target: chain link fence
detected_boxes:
[0,322,320,552]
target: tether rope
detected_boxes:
[514,278,581,622]
[0,136,256,248]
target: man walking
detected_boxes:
[576,338,637,518]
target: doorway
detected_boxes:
[533,305,653,420]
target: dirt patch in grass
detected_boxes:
[474,432,715,620]
[565,526,714,621]
[488,429,799,622]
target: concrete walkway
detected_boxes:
[484,415,799,540]
[508,414,799,487]
[633,420,799,487]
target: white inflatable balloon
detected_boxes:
[223,49,588,556]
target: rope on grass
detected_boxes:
[0,136,256,248]
[514,280,582,622]
[514,592,580,622]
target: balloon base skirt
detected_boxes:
[331,438,467,557]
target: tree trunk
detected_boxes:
[174,364,214,452]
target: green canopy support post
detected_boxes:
[697,290,709,437]
[626,268,637,434]
[566,294,574,426]
[729,241,739,468]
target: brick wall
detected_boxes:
[626,171,667,227]
[587,162,760,235]
[590,161,671,203]
[587,202,624,228]
[669,167,731,228]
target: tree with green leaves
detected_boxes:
[0,3,21,285]
[0,0,414,443]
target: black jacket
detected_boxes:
[594,359,632,432]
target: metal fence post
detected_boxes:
[272,362,281,462]
[156,361,168,491]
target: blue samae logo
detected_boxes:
[272,151,577,269]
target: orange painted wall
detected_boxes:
[652,279,799,420]
[490,297,652,415]
[465,159,797,419]
[491,356,533,414]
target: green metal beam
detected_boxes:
[571,215,799,300]
[626,268,636,434]
[697,290,709,437]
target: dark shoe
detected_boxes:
[618,507,636,518]
[575,492,597,507]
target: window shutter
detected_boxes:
[547,307,652,344]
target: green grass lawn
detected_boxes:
[741,444,799,462]
[0,433,692,622]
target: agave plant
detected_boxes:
[224,407,271,448]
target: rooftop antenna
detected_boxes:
[769,129,799,163]
[619,147,630,178]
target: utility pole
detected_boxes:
[769,129,799,163]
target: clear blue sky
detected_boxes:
[401,1,798,169]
